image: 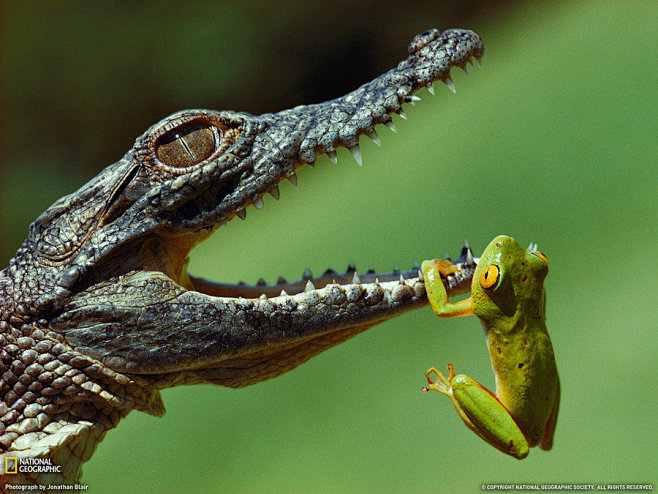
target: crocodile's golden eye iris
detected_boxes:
[156,124,217,168]
[479,265,500,290]
[532,252,548,265]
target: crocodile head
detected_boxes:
[1,28,482,486]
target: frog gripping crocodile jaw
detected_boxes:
[0,28,483,487]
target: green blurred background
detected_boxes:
[1,1,656,492]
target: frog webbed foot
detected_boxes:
[421,363,456,396]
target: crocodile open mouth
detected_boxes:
[180,30,484,301]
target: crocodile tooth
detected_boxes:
[384,121,398,134]
[461,65,469,76]
[236,209,247,220]
[410,95,421,102]
[368,130,381,147]
[375,278,380,285]
[253,197,264,210]
[474,55,483,68]
[426,83,435,95]
[444,76,456,94]
[466,248,474,265]
[399,275,405,285]
[349,145,362,166]
[279,289,288,297]
[327,150,338,164]
[397,109,408,120]
[268,185,280,200]
[304,280,316,292]
[351,271,361,285]
[303,268,312,279]
[259,294,268,300]
[287,173,297,186]
[418,269,424,282]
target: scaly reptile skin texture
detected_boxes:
[0,28,483,490]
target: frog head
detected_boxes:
[471,235,548,323]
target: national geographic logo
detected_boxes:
[5,457,17,474]
[5,457,62,474]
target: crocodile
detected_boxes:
[0,28,483,489]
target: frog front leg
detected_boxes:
[422,364,530,459]
[421,259,474,317]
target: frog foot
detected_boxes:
[422,364,456,396]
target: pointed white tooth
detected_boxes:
[375,277,380,285]
[474,56,483,68]
[466,249,474,264]
[327,150,338,164]
[410,95,421,102]
[398,109,408,120]
[287,173,297,186]
[349,145,362,166]
[418,269,424,282]
[268,185,280,200]
[305,280,316,292]
[368,130,381,147]
[253,197,264,210]
[236,209,247,220]
[427,83,435,95]
[351,271,361,285]
[399,274,405,285]
[444,76,456,94]
[259,294,267,300]
[461,65,469,76]
[279,289,289,297]
[384,121,398,134]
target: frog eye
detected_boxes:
[532,251,548,265]
[156,123,219,168]
[479,264,500,290]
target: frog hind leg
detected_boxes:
[540,376,560,451]
[424,364,530,459]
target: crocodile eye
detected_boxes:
[532,252,548,265]
[479,264,500,290]
[156,124,217,168]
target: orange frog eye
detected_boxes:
[532,252,548,265]
[479,265,500,290]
